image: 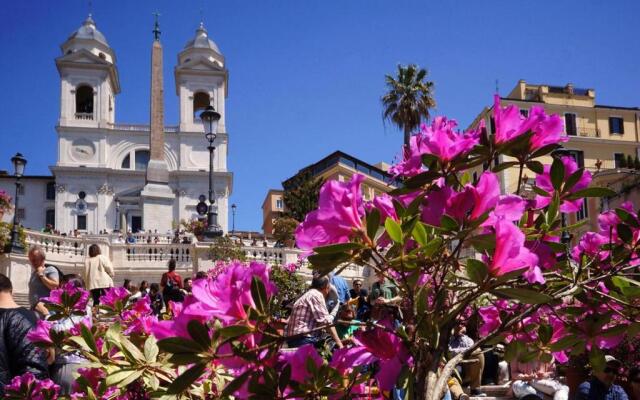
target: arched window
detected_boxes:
[121,154,131,169]
[134,150,150,171]
[75,85,94,117]
[193,92,210,119]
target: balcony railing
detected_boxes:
[109,123,179,133]
[567,127,600,138]
[74,113,94,120]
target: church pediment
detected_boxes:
[176,56,225,72]
[56,48,110,66]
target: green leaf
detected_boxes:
[466,259,488,285]
[143,336,159,362]
[563,167,585,193]
[546,193,559,224]
[617,223,633,244]
[307,252,351,275]
[412,222,428,246]
[187,320,211,349]
[118,335,146,362]
[313,242,363,254]
[251,276,268,313]
[219,324,252,339]
[468,234,496,252]
[526,161,544,174]
[80,323,98,354]
[550,157,565,191]
[492,161,519,173]
[493,288,553,304]
[366,209,381,241]
[532,185,550,197]
[106,369,141,387]
[460,172,471,186]
[221,370,252,397]
[565,187,617,200]
[404,169,440,189]
[385,218,403,244]
[167,363,207,394]
[538,325,553,344]
[530,143,561,159]
[615,208,640,228]
[157,337,205,354]
[549,336,581,352]
[440,214,459,231]
[422,237,442,257]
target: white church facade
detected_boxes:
[0,16,233,235]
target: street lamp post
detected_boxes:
[9,153,27,253]
[199,105,223,239]
[231,203,236,234]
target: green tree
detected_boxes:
[273,216,299,246]
[269,264,306,318]
[634,155,640,170]
[282,171,324,222]
[208,236,246,262]
[627,154,634,169]
[382,64,436,147]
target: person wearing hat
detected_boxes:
[576,355,629,400]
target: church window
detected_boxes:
[46,182,56,200]
[134,150,151,171]
[121,154,131,169]
[75,85,94,117]
[193,92,210,119]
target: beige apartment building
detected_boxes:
[469,80,640,234]
[262,151,398,236]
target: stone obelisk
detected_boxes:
[141,14,174,232]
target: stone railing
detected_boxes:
[109,123,179,133]
[20,230,364,285]
[74,112,94,120]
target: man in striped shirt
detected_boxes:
[285,275,343,349]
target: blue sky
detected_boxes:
[1,0,639,231]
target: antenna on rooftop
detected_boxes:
[88,0,93,16]
[495,79,500,95]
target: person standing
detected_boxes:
[449,324,486,397]
[27,245,60,318]
[161,259,184,306]
[83,244,114,306]
[285,275,343,349]
[576,356,629,400]
[0,273,49,394]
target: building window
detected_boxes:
[16,208,25,221]
[276,199,283,209]
[17,184,24,196]
[614,153,625,168]
[564,113,577,136]
[121,154,131,169]
[565,150,584,168]
[609,117,624,135]
[520,109,529,117]
[75,85,94,116]
[45,209,55,228]
[46,182,56,200]
[77,215,87,230]
[193,92,211,119]
[577,199,589,221]
[134,150,150,171]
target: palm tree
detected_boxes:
[382,64,436,147]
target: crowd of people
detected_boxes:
[0,247,638,399]
[283,271,640,400]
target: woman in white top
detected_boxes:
[83,244,114,306]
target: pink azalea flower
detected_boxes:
[345,326,412,392]
[469,172,500,220]
[278,344,323,383]
[478,306,501,337]
[72,367,119,399]
[4,372,60,400]
[370,193,398,222]
[493,95,542,145]
[27,319,54,346]
[121,298,157,335]
[421,179,451,226]
[296,174,365,251]
[571,232,609,262]
[529,108,567,152]
[535,156,592,213]
[99,287,130,308]
[68,316,93,336]
[42,282,90,311]
[390,118,481,177]
[187,261,276,324]
[487,219,540,282]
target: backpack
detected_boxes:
[45,263,64,284]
